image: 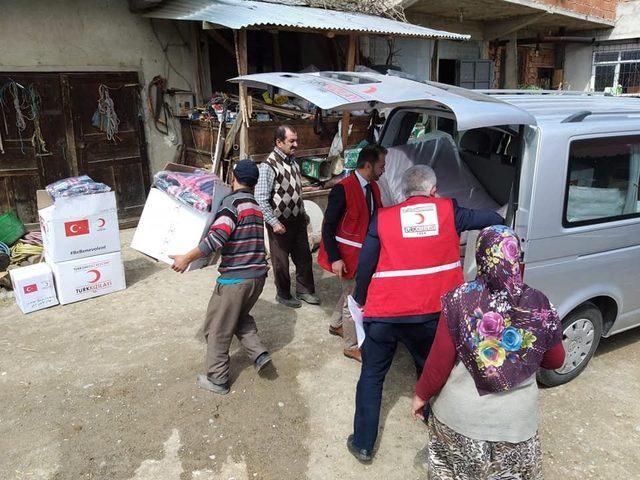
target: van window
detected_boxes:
[564,135,640,226]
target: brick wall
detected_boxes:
[534,0,617,22]
[519,45,556,87]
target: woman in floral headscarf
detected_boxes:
[411,225,565,480]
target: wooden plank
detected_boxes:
[272,32,282,71]
[205,29,236,57]
[341,35,357,149]
[192,22,204,105]
[60,74,80,176]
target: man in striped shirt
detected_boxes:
[170,160,272,395]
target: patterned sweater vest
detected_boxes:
[264,150,304,219]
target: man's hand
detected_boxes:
[303,213,311,226]
[169,246,204,273]
[411,394,427,421]
[169,254,190,273]
[273,223,286,235]
[331,260,347,278]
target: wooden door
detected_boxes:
[63,72,150,223]
[0,73,71,226]
[0,71,150,227]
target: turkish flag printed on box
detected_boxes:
[23,283,39,294]
[64,219,90,237]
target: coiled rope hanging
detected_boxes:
[97,84,120,142]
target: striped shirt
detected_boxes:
[198,189,269,280]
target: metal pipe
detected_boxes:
[517,36,595,45]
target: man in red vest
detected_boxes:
[347,164,504,462]
[318,144,387,362]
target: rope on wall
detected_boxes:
[95,84,120,142]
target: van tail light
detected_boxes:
[519,262,526,280]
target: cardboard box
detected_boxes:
[131,189,217,271]
[130,163,231,272]
[9,262,59,314]
[48,251,125,305]
[38,190,121,263]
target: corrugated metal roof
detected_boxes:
[481,91,640,124]
[142,0,470,40]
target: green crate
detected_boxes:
[343,148,362,169]
[301,157,332,181]
[0,211,26,246]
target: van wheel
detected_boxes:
[537,302,603,387]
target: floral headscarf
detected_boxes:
[443,225,563,395]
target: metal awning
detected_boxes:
[143,0,470,40]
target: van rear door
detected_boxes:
[229,72,536,130]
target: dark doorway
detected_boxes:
[438,59,457,85]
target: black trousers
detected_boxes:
[353,318,438,452]
[266,215,315,298]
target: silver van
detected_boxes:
[232,72,640,385]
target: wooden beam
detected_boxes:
[272,32,282,71]
[430,38,439,82]
[341,34,357,150]
[235,28,250,159]
[205,28,236,57]
[191,22,204,105]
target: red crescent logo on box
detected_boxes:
[87,269,102,283]
[23,284,38,294]
[65,219,90,237]
[97,218,106,228]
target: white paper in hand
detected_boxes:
[347,295,366,348]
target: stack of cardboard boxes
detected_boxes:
[10,188,126,313]
[38,189,126,305]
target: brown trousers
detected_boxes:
[329,278,358,350]
[203,277,267,383]
[266,215,315,298]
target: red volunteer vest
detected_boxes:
[364,196,463,318]
[318,173,382,280]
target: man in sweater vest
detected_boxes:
[347,165,505,462]
[317,144,387,362]
[169,160,272,395]
[255,125,319,308]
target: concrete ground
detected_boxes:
[1,229,639,480]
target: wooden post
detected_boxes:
[341,34,357,150]
[235,28,250,159]
[191,22,204,105]
[430,38,439,82]
[272,32,282,71]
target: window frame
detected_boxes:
[590,44,640,93]
[562,134,640,228]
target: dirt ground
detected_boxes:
[1,229,639,480]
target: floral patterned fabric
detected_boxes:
[443,225,562,395]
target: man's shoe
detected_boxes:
[343,348,362,363]
[329,325,344,337]
[196,374,230,395]
[276,295,301,308]
[347,435,372,463]
[296,292,320,305]
[254,352,272,373]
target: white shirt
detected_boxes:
[354,170,374,212]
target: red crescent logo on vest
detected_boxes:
[97,218,106,228]
[87,269,101,283]
[415,213,426,224]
